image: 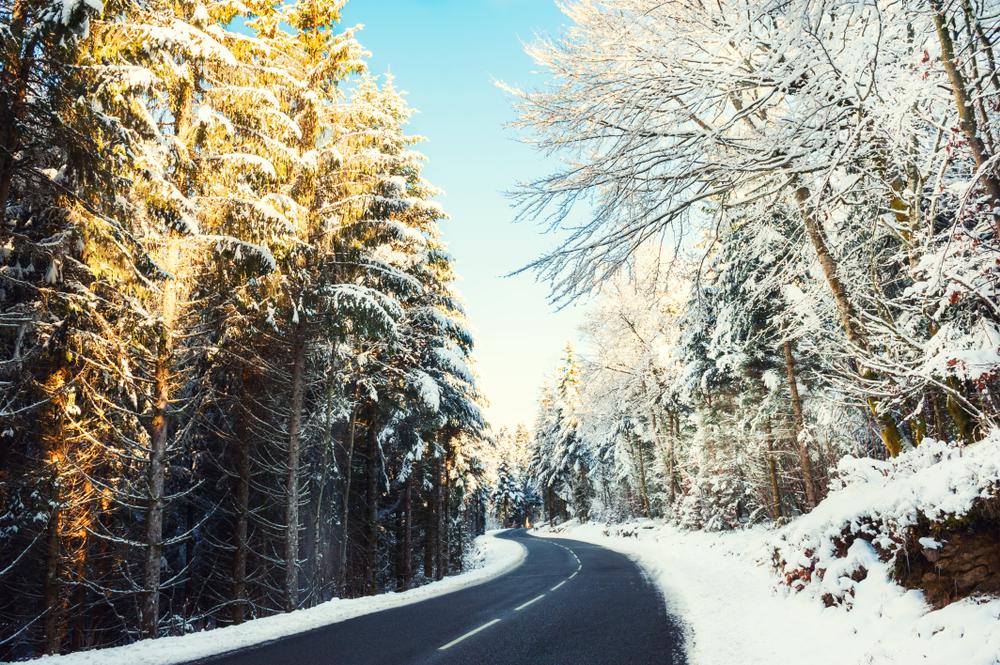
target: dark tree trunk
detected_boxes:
[764,419,783,520]
[311,371,336,601]
[424,453,436,580]
[143,238,181,639]
[439,455,451,579]
[43,497,63,654]
[338,405,357,596]
[402,474,413,590]
[364,416,378,596]
[783,340,818,509]
[283,321,306,612]
[0,0,35,220]
[434,452,445,580]
[232,412,251,625]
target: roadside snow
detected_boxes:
[777,435,1000,601]
[27,531,525,665]
[535,521,1000,665]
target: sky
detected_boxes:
[340,0,586,431]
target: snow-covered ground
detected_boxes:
[535,520,1000,665]
[27,531,526,665]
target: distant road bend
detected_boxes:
[192,529,687,665]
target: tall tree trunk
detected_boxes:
[311,369,336,600]
[0,0,35,220]
[364,416,378,596]
[402,474,413,590]
[283,321,306,612]
[929,0,1000,202]
[423,453,435,580]
[338,405,357,596]
[783,340,818,509]
[70,534,88,652]
[142,237,181,638]
[633,432,651,518]
[793,185,904,457]
[434,454,443,579]
[41,373,69,654]
[650,411,674,509]
[794,188,865,348]
[764,419,783,520]
[668,412,679,505]
[231,409,251,625]
[437,452,449,580]
[43,489,63,654]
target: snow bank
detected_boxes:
[27,532,525,665]
[535,520,1000,665]
[775,434,1000,605]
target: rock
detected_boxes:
[956,565,991,590]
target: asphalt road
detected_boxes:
[193,529,687,665]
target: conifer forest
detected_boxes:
[2,0,1000,663]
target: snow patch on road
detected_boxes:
[534,521,1000,665]
[27,531,526,665]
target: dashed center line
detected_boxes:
[437,619,502,651]
[437,539,585,649]
[515,593,546,611]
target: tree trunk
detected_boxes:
[283,321,306,612]
[338,405,357,596]
[142,237,181,639]
[0,0,35,220]
[423,453,435,580]
[783,340,818,509]
[929,0,1000,202]
[437,453,449,580]
[402,474,413,590]
[231,413,251,625]
[364,416,378,596]
[43,493,63,654]
[649,411,673,510]
[633,431,651,518]
[945,377,976,444]
[41,376,69,654]
[668,412,679,505]
[69,538,88,652]
[764,419,783,520]
[793,185,904,457]
[311,370,336,600]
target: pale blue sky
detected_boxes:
[341,0,585,430]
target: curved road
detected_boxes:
[193,529,686,665]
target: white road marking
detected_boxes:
[515,593,547,611]
[550,580,566,591]
[545,540,583,578]
[437,619,502,650]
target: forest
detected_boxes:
[0,0,489,659]
[4,0,1000,661]
[500,0,1000,603]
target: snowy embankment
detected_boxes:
[537,521,999,665]
[27,532,525,665]
[535,439,1000,665]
